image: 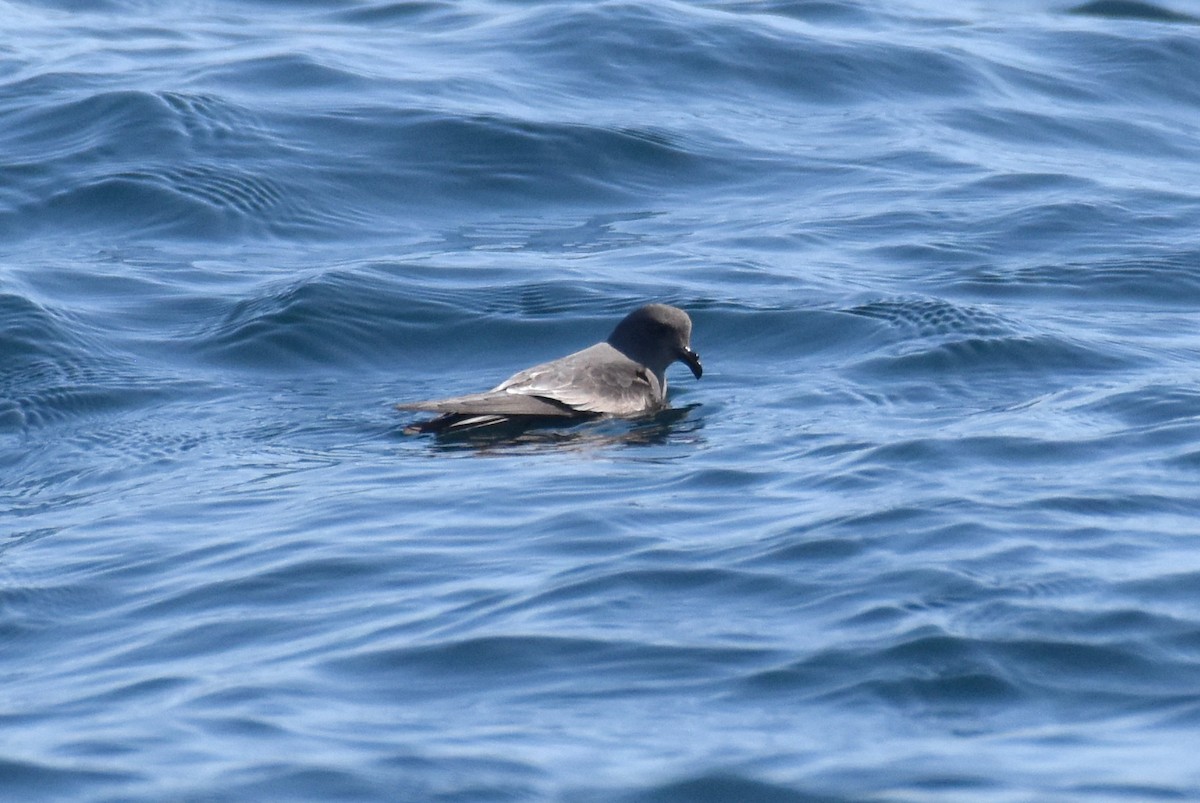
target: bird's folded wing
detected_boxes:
[496,358,660,415]
[397,344,661,419]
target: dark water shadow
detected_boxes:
[398,404,703,455]
[607,773,855,803]
[1067,1,1199,23]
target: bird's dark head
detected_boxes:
[607,304,702,379]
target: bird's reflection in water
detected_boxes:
[416,404,703,455]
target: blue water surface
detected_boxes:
[4,1,1200,800]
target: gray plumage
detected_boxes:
[397,304,702,434]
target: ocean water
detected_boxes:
[3,0,1200,800]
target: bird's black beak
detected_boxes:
[677,346,703,379]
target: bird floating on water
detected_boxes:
[397,303,702,435]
